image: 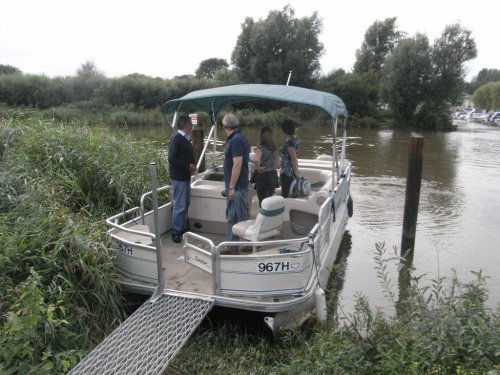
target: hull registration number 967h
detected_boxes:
[257,261,300,273]
[115,240,133,255]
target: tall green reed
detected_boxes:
[0,115,168,373]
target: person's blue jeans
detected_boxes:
[226,188,249,241]
[171,179,191,235]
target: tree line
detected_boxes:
[1,6,499,130]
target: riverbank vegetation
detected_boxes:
[1,116,498,374]
[2,6,499,131]
[0,115,167,373]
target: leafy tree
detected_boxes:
[76,61,103,80]
[380,34,432,126]
[231,17,254,82]
[231,5,324,87]
[418,24,477,129]
[469,68,500,93]
[347,18,403,121]
[472,81,500,110]
[0,73,70,108]
[380,24,477,129]
[72,61,106,102]
[317,69,379,118]
[354,17,404,75]
[173,74,195,80]
[195,58,228,79]
[0,64,21,75]
[103,74,169,109]
[213,67,239,85]
[428,24,477,105]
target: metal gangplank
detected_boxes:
[68,293,214,375]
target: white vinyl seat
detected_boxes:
[232,196,285,252]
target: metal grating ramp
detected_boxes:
[68,293,214,375]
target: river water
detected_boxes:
[128,120,500,312]
[293,120,500,312]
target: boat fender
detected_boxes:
[347,195,353,217]
[264,316,275,332]
[314,287,327,324]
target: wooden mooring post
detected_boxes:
[398,135,424,314]
[400,135,424,256]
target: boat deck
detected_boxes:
[161,231,225,295]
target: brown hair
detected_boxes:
[177,115,192,130]
[281,119,295,136]
[260,126,276,151]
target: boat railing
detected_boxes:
[182,180,350,299]
[106,207,156,241]
[185,231,315,297]
[139,185,171,224]
[218,236,314,297]
[184,232,217,293]
[314,166,350,254]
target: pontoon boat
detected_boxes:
[105,84,352,334]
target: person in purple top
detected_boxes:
[168,115,197,243]
[221,113,250,254]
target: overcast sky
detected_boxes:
[1,0,497,81]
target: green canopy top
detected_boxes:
[161,84,348,119]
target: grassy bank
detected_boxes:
[0,116,497,374]
[0,116,168,373]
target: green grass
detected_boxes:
[0,115,168,373]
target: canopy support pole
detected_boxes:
[340,118,347,175]
[332,117,338,191]
[197,125,215,171]
[170,111,179,133]
[211,100,217,168]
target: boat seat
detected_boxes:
[232,196,285,252]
